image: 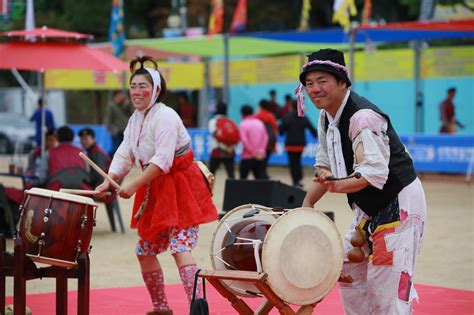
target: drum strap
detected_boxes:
[190,269,209,315]
[134,183,151,220]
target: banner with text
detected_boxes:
[70,125,473,175]
[45,62,205,90]
[188,129,474,175]
[46,46,472,90]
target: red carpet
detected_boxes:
[6,283,473,314]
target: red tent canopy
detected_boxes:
[0,26,93,41]
[0,41,128,71]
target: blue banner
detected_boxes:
[401,134,474,173]
[188,130,474,175]
[70,125,474,175]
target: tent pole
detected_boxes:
[349,29,356,86]
[198,59,210,129]
[223,33,230,104]
[10,69,37,104]
[414,41,423,134]
[39,71,46,158]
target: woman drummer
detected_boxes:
[95,56,218,315]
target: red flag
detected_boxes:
[362,0,372,25]
[1,0,10,16]
[208,0,224,35]
[230,0,247,33]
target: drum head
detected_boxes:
[26,188,97,206]
[210,204,278,297]
[262,208,343,305]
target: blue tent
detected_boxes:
[243,19,474,43]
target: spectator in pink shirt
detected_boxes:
[239,105,268,179]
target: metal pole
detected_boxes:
[179,0,187,35]
[414,41,423,134]
[198,59,210,128]
[10,69,37,103]
[39,71,46,157]
[348,29,356,87]
[223,33,230,104]
[415,0,435,134]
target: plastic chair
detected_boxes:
[104,197,125,234]
[45,166,92,191]
[0,185,17,238]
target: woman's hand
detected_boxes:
[95,180,112,199]
[117,181,140,199]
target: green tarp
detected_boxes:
[127,35,350,58]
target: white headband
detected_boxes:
[301,59,349,76]
[293,59,350,117]
[144,67,162,110]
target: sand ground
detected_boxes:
[1,156,473,296]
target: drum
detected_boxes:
[17,188,98,268]
[211,204,344,305]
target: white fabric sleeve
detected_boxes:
[350,110,390,190]
[148,116,179,174]
[315,111,331,169]
[108,124,134,179]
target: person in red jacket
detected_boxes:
[45,126,90,191]
[177,93,197,128]
[439,87,464,133]
[26,128,58,184]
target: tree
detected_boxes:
[5,0,434,41]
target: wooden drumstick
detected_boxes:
[59,189,112,197]
[79,152,121,190]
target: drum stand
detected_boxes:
[0,235,90,315]
[198,270,317,315]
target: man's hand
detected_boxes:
[255,152,266,160]
[303,173,329,208]
[313,167,332,189]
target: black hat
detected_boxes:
[78,128,95,138]
[299,49,351,87]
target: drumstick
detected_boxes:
[79,152,121,190]
[59,189,112,197]
[315,171,362,181]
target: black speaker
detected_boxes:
[222,179,335,222]
[223,179,305,212]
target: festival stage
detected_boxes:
[6,283,473,314]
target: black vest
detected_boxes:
[324,92,416,217]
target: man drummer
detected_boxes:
[298,49,427,314]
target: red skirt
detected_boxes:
[131,150,218,241]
